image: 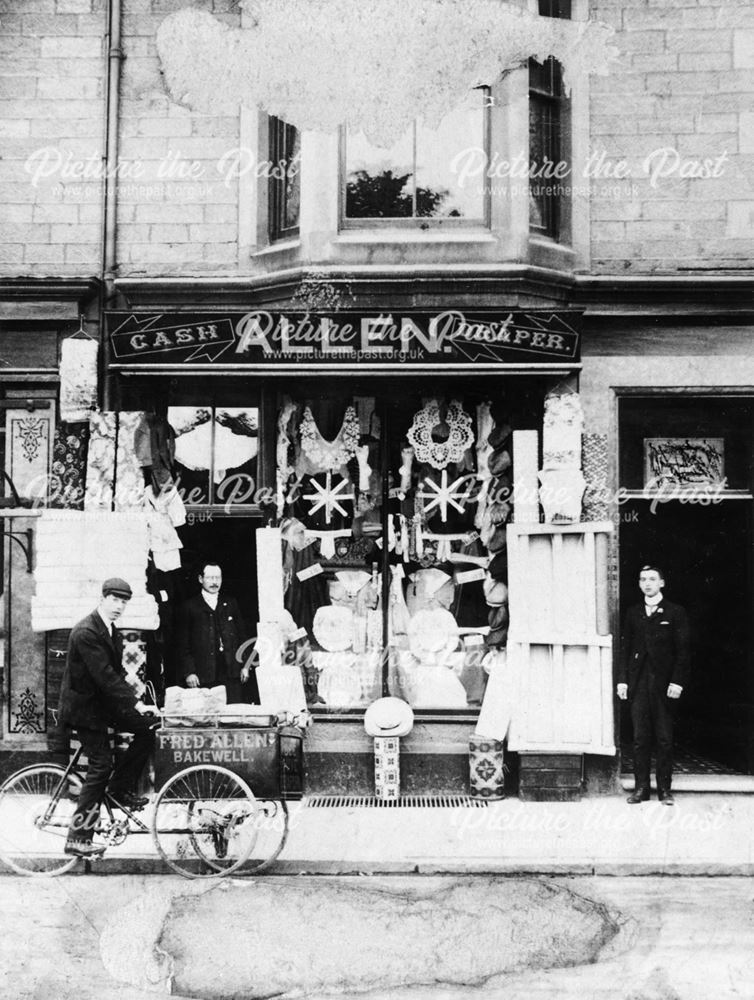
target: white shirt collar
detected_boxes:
[644,592,663,615]
[202,591,219,610]
[97,609,113,635]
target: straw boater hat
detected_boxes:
[364,697,415,738]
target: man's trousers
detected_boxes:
[67,725,154,844]
[630,665,676,793]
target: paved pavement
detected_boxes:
[2,790,753,876]
[2,874,754,1000]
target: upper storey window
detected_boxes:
[268,116,301,241]
[529,0,571,241]
[342,90,489,226]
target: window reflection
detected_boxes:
[345,92,486,220]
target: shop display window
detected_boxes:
[275,381,546,714]
[167,404,260,507]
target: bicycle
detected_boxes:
[0,717,296,879]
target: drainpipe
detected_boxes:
[99,0,123,410]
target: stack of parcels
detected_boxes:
[32,509,160,631]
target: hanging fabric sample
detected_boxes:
[59,337,98,423]
[50,422,89,509]
[84,411,117,510]
[32,509,160,631]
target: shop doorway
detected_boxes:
[161,517,259,686]
[619,500,753,775]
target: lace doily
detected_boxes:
[156,4,618,147]
[407,400,474,470]
[300,405,360,473]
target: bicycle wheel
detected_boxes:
[232,798,289,875]
[152,765,258,879]
[0,765,80,876]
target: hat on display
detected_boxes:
[487,449,512,477]
[408,608,459,658]
[487,526,507,553]
[102,577,132,600]
[364,697,415,738]
[313,605,354,652]
[483,574,508,607]
[488,423,512,449]
[487,551,507,581]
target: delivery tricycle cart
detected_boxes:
[0,713,305,879]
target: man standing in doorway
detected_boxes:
[617,564,690,806]
[177,561,258,703]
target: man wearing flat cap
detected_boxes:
[58,577,159,858]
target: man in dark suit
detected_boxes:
[618,564,690,806]
[176,561,259,703]
[58,578,159,858]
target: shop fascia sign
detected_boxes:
[107,310,580,365]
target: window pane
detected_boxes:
[214,407,259,508]
[529,59,565,238]
[169,406,212,504]
[415,94,486,218]
[269,117,301,240]
[345,92,486,220]
[345,126,415,218]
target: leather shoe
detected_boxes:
[109,790,149,811]
[658,790,675,806]
[626,787,650,804]
[64,841,106,858]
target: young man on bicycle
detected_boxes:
[58,577,159,858]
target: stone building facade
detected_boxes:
[1,0,753,793]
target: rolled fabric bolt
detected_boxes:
[447,552,489,568]
[512,430,539,524]
[356,444,372,492]
[400,514,410,562]
[399,447,414,492]
[256,527,284,622]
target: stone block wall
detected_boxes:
[590,0,754,273]
[0,0,107,275]
[1,0,752,278]
[116,0,242,275]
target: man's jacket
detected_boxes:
[176,594,250,686]
[58,611,140,732]
[618,599,690,692]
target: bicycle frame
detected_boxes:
[37,746,151,839]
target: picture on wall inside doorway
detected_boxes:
[643,437,725,489]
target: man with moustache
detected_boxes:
[617,565,690,806]
[177,561,258,703]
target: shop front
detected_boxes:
[104,304,602,796]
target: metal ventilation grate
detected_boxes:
[304,794,489,809]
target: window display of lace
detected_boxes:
[407,399,474,470]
